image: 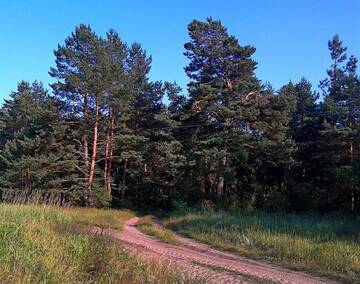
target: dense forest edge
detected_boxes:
[0,17,359,215]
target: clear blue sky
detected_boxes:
[0,0,359,104]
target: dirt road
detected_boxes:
[97,217,335,284]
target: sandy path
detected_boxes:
[95,217,336,284]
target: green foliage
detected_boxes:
[0,21,359,214]
[0,81,81,204]
[178,18,295,210]
[90,184,112,209]
[316,35,360,212]
[172,200,190,215]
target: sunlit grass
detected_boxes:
[164,211,360,283]
[137,215,179,245]
[0,204,196,283]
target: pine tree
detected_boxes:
[100,30,128,197]
[105,42,152,206]
[112,80,185,209]
[0,81,80,204]
[319,35,360,212]
[183,18,258,200]
[182,18,294,209]
[50,24,107,205]
[279,79,322,211]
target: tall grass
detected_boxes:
[164,211,360,283]
[137,216,179,244]
[0,204,195,283]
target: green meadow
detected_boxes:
[164,211,360,283]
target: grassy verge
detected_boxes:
[137,215,179,245]
[0,204,196,283]
[164,211,360,283]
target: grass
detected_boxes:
[137,215,179,245]
[164,210,360,283]
[0,204,198,283]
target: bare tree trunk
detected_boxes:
[88,96,99,205]
[121,158,128,199]
[217,157,226,196]
[349,99,355,211]
[350,141,355,212]
[348,98,355,211]
[106,112,115,196]
[220,76,232,200]
[104,107,111,195]
[200,176,206,193]
[217,177,224,196]
[83,94,90,202]
[104,126,110,192]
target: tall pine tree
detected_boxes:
[319,35,360,212]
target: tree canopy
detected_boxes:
[0,19,359,213]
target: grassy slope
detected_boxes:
[164,211,360,283]
[0,205,194,283]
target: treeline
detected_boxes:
[0,18,359,212]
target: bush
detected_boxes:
[91,185,112,209]
[288,182,316,213]
[172,200,189,215]
[263,191,289,212]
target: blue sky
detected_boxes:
[0,0,359,104]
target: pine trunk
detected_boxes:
[350,141,355,212]
[349,108,355,211]
[107,112,115,196]
[217,157,226,196]
[88,96,99,205]
[104,107,113,196]
[121,158,128,199]
[200,176,206,193]
[104,116,110,194]
[83,94,90,202]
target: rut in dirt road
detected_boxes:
[95,217,336,284]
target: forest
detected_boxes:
[0,18,359,214]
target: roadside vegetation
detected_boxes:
[164,210,360,283]
[0,204,196,283]
[137,216,179,244]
